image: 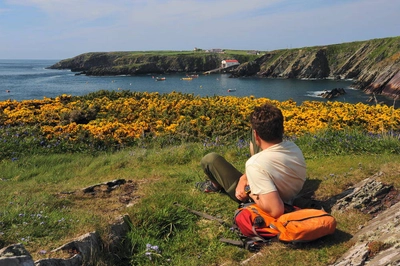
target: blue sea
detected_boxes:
[0,59,394,105]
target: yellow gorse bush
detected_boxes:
[0,92,399,144]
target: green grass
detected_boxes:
[1,129,400,265]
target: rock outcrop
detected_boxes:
[0,243,34,266]
[328,173,400,266]
[319,88,346,99]
[0,215,132,266]
[331,201,400,266]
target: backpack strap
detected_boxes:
[219,238,244,247]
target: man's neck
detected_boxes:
[259,139,282,150]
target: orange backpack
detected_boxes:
[234,203,336,244]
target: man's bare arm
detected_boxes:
[250,191,284,218]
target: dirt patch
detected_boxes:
[58,179,141,220]
[80,180,139,204]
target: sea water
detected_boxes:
[0,59,394,106]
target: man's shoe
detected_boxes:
[195,180,221,193]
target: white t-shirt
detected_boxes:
[245,141,306,204]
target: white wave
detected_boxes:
[47,75,63,79]
[305,90,327,98]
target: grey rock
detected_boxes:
[330,174,400,266]
[106,214,132,255]
[0,243,34,266]
[34,254,82,266]
[34,215,131,266]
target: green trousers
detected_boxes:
[200,132,260,203]
[200,152,243,203]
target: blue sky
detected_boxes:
[0,0,399,60]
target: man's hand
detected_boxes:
[235,174,250,202]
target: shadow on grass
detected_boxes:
[293,179,323,209]
[286,228,353,250]
[293,178,355,213]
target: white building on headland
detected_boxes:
[221,59,239,68]
[206,48,224,53]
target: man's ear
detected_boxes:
[253,130,261,147]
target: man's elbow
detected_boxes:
[269,207,284,219]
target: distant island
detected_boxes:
[48,36,400,100]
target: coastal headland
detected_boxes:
[48,36,400,100]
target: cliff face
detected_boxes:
[231,37,400,99]
[352,55,400,99]
[48,36,400,99]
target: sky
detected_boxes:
[0,0,399,60]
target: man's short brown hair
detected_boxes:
[250,104,284,142]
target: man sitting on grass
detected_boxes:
[197,103,306,218]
